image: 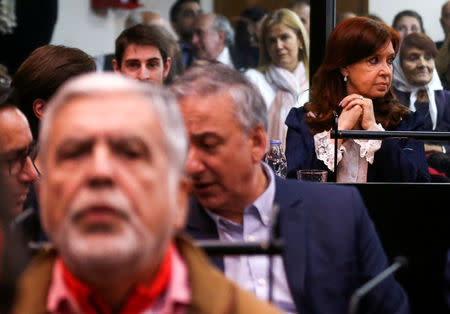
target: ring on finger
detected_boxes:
[359,95,364,101]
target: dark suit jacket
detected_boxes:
[394,88,450,153]
[285,107,430,182]
[186,176,410,314]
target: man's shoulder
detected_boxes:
[275,177,358,199]
[10,248,57,313]
[175,236,280,314]
[274,177,365,222]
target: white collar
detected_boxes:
[393,55,443,129]
[216,47,234,68]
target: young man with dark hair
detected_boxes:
[113,24,172,85]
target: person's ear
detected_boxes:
[218,30,226,46]
[112,59,120,73]
[33,99,46,120]
[340,66,349,78]
[247,124,267,163]
[163,57,172,79]
[173,175,190,232]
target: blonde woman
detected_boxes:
[245,8,309,147]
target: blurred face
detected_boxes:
[40,94,187,273]
[395,16,422,41]
[179,92,264,219]
[401,47,434,86]
[441,2,450,35]
[0,108,38,217]
[342,41,395,98]
[266,23,301,72]
[192,15,224,61]
[173,1,202,41]
[292,4,310,34]
[113,44,170,85]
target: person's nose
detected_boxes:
[417,56,426,67]
[185,147,206,176]
[192,33,199,46]
[276,39,283,50]
[18,157,39,184]
[379,60,391,76]
[87,144,114,188]
[137,64,150,81]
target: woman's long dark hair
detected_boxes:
[305,17,409,132]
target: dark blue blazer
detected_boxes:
[285,107,430,182]
[394,88,450,152]
[186,177,410,314]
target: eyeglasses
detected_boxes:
[181,9,202,18]
[0,141,40,176]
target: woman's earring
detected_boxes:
[344,74,348,82]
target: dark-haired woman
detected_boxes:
[393,32,450,148]
[285,17,430,182]
[392,10,424,43]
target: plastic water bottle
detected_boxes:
[265,140,287,178]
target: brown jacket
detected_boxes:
[11,235,280,314]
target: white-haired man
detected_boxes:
[192,13,237,68]
[11,73,279,314]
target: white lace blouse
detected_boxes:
[313,123,384,182]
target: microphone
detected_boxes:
[268,203,281,304]
[332,111,339,182]
[348,256,408,314]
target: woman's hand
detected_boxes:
[339,94,376,130]
[338,98,362,131]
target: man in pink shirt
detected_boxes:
[11,73,279,314]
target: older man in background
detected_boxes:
[192,13,236,68]
[11,73,279,314]
[170,0,202,67]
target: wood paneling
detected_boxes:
[214,0,292,25]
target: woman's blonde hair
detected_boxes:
[258,8,310,78]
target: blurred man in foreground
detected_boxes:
[11,73,279,314]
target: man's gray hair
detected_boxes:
[39,73,187,176]
[213,14,235,47]
[171,63,267,133]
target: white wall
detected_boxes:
[51,0,213,57]
[369,0,444,42]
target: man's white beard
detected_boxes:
[61,226,142,271]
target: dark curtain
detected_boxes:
[0,0,58,75]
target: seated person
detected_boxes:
[10,45,96,243]
[11,73,279,314]
[112,24,172,85]
[393,32,450,153]
[245,8,309,147]
[172,63,409,314]
[285,17,430,182]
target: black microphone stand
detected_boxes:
[348,256,408,314]
[332,111,339,182]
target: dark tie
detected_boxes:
[415,90,433,130]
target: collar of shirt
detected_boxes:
[47,242,191,314]
[205,162,276,236]
[216,46,234,68]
